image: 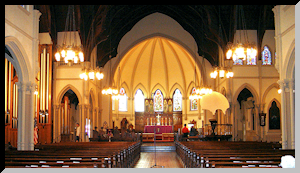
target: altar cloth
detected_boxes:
[144,125,173,134]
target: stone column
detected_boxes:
[16,81,35,150]
[288,79,295,149]
[278,80,287,149]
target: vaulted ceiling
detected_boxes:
[34,5,275,67]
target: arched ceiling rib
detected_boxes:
[115,36,202,97]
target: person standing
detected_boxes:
[75,123,80,142]
[182,124,189,138]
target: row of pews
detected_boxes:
[175,141,295,168]
[5,141,141,168]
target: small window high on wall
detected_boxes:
[247,48,257,65]
[153,89,163,112]
[262,46,272,65]
[190,87,198,111]
[119,88,127,112]
[135,89,144,112]
[173,89,182,111]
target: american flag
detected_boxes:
[34,118,38,145]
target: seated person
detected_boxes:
[113,127,121,141]
[98,127,106,141]
[189,126,198,136]
[93,127,99,138]
[182,124,189,138]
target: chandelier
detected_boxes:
[225,5,257,63]
[79,68,104,81]
[101,54,118,95]
[54,5,84,64]
[225,42,257,62]
[189,87,213,100]
[102,87,118,95]
[210,67,234,79]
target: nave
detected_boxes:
[5,140,295,168]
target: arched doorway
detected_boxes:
[59,89,80,142]
[6,37,36,150]
[236,88,255,141]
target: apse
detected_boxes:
[114,36,203,98]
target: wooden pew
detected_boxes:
[175,141,295,168]
[5,141,141,168]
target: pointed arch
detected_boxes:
[262,83,280,106]
[5,36,30,83]
[173,88,182,112]
[120,81,130,97]
[151,83,167,98]
[133,83,148,98]
[170,83,185,98]
[56,84,82,105]
[262,45,272,65]
[282,40,295,79]
[233,83,259,106]
[153,89,164,112]
[134,89,145,112]
[268,99,281,130]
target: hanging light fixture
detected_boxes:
[196,56,213,98]
[210,67,233,79]
[210,6,234,79]
[79,68,104,81]
[54,5,84,65]
[101,56,118,95]
[102,86,118,95]
[79,13,103,81]
[102,10,118,96]
[225,5,257,62]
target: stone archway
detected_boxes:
[5,36,36,150]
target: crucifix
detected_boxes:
[156,114,161,125]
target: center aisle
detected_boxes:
[134,142,183,168]
[134,152,184,168]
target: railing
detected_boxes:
[204,124,232,136]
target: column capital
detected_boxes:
[278,79,295,92]
[16,81,37,93]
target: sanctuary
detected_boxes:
[5,5,296,168]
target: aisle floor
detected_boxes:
[134,152,184,168]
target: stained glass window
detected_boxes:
[119,88,127,112]
[190,87,198,111]
[135,89,144,112]
[247,48,257,65]
[233,59,243,65]
[154,89,163,112]
[173,89,182,111]
[262,46,272,65]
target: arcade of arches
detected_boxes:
[5,5,295,151]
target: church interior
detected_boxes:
[5,5,296,168]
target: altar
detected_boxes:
[144,125,173,134]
